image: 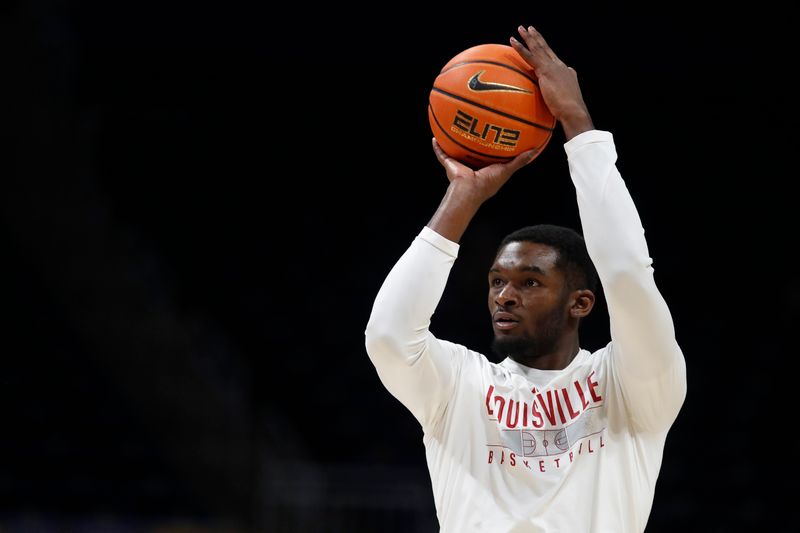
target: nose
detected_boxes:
[495,284,518,307]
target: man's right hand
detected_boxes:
[510,26,594,141]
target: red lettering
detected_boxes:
[554,457,561,468]
[522,401,529,427]
[588,371,602,402]
[554,389,567,424]
[523,460,531,470]
[600,435,605,448]
[574,380,589,409]
[569,451,574,463]
[494,396,506,422]
[485,385,495,416]
[539,460,545,472]
[578,442,583,454]
[510,453,516,466]
[506,399,520,428]
[561,388,580,419]
[531,400,544,428]
[500,451,505,464]
[488,450,493,463]
[535,391,557,426]
[588,440,594,453]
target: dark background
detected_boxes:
[4,1,797,532]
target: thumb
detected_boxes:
[506,149,538,173]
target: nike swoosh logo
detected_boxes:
[468,70,533,93]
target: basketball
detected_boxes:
[428,43,556,169]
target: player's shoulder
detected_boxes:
[580,344,613,373]
[435,339,498,371]
[585,343,612,363]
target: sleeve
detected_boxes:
[364,226,463,430]
[565,130,687,433]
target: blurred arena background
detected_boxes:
[4,1,796,531]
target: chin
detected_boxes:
[491,335,534,360]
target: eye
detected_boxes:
[490,278,504,287]
[525,279,538,287]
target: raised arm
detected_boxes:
[364,136,535,428]
[513,26,686,432]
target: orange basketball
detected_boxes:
[428,43,556,169]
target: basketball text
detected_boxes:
[452,110,520,150]
[485,371,603,430]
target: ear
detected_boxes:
[569,289,595,318]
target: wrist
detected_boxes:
[445,180,491,209]
[558,109,594,141]
[426,182,484,243]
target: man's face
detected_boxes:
[487,241,572,361]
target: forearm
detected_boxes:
[568,131,676,353]
[567,131,649,276]
[566,131,686,426]
[559,109,595,142]
[426,181,485,243]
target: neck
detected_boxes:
[509,338,581,371]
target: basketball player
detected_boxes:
[364,25,687,532]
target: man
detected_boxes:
[365,25,686,532]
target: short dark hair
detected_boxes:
[497,224,599,293]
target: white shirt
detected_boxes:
[365,130,687,533]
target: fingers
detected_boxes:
[431,137,449,166]
[505,148,537,173]
[509,35,528,59]
[434,137,534,179]
[521,25,558,61]
[432,137,465,175]
[511,25,560,64]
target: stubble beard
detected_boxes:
[490,304,568,364]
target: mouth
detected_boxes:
[493,312,520,331]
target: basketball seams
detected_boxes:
[430,87,555,132]
[533,130,554,152]
[428,104,515,162]
[440,60,540,87]
[429,44,556,168]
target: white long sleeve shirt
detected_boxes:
[364,130,687,533]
